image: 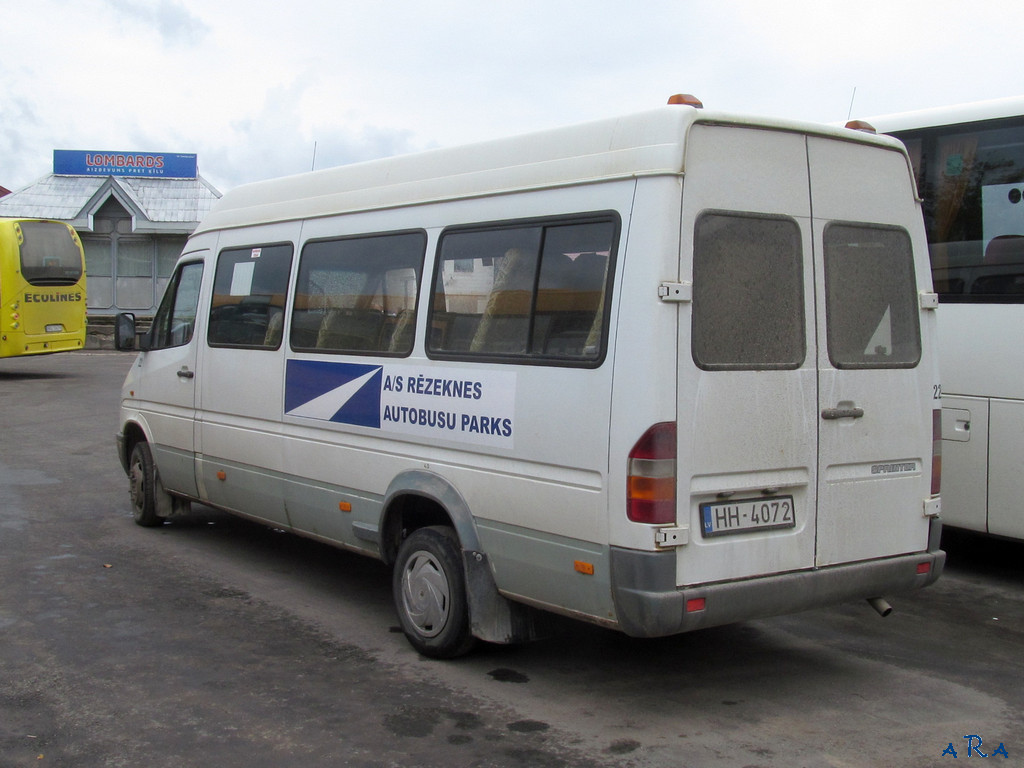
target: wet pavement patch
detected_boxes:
[488,668,529,683]
[507,720,549,733]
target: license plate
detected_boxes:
[45,324,64,333]
[700,496,796,537]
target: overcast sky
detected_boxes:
[3,0,1023,194]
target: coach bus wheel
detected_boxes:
[128,441,164,528]
[393,526,476,659]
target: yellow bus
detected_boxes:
[0,218,87,358]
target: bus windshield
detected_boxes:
[19,220,85,285]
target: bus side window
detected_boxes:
[290,232,426,356]
[429,217,616,362]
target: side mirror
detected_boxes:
[114,313,137,351]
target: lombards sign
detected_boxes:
[53,150,198,179]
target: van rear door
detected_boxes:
[677,125,818,585]
[676,125,934,587]
[808,137,935,565]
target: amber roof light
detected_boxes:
[667,94,703,108]
[845,119,877,133]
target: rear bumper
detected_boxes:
[610,523,945,638]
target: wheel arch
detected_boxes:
[118,418,151,475]
[379,469,549,647]
[379,470,481,566]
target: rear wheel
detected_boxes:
[393,526,475,658]
[128,441,165,527]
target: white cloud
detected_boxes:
[2,0,1023,195]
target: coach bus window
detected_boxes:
[428,217,616,363]
[692,213,804,370]
[823,224,921,369]
[896,118,1024,302]
[290,232,426,355]
[208,244,293,349]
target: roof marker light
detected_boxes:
[667,94,703,108]
[845,119,877,133]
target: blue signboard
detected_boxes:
[53,150,198,179]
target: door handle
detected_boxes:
[176,367,195,379]
[821,406,864,420]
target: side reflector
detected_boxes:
[686,597,706,613]
[574,560,595,576]
[916,562,931,575]
[338,501,352,512]
[216,470,227,481]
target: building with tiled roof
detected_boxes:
[0,151,220,316]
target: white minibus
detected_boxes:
[115,96,944,657]
[857,97,1024,541]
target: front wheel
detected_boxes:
[392,526,475,658]
[128,441,165,527]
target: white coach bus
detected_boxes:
[861,97,1024,541]
[115,96,944,657]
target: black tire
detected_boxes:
[128,441,164,527]
[392,526,475,659]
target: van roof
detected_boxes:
[197,105,904,233]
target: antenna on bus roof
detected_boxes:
[847,87,858,121]
[311,141,318,172]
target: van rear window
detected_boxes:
[692,213,805,370]
[823,224,921,369]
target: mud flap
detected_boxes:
[463,551,550,644]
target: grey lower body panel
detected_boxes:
[610,538,945,638]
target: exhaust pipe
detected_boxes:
[867,597,893,617]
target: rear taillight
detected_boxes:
[931,408,942,496]
[627,422,677,524]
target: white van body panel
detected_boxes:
[117,105,944,648]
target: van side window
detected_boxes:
[149,261,203,350]
[692,213,805,370]
[290,232,426,355]
[208,244,293,349]
[824,223,921,368]
[428,217,616,364]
